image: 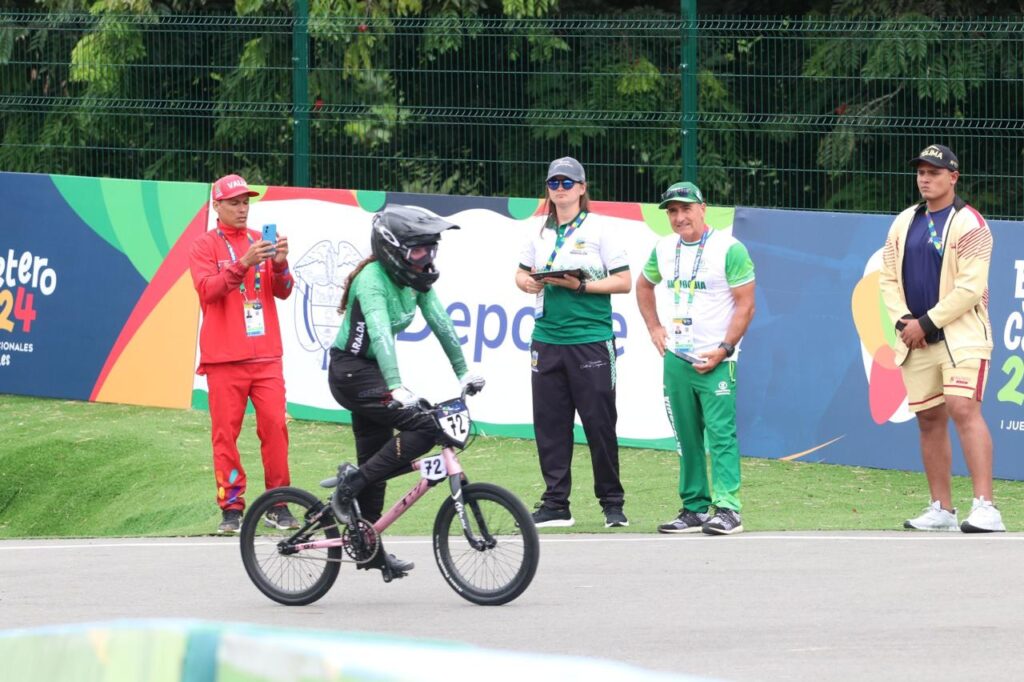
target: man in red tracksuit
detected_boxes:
[189,174,297,534]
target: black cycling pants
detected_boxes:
[327,348,438,521]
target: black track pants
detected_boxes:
[531,339,624,510]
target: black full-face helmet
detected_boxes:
[370,205,460,292]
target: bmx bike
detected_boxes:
[239,389,540,606]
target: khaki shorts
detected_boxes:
[900,343,989,413]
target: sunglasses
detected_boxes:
[660,187,703,204]
[546,178,577,191]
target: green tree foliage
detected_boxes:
[0,0,1020,218]
[796,5,1020,215]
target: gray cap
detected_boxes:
[546,156,586,183]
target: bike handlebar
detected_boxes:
[387,384,481,411]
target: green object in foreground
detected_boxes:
[0,394,1021,537]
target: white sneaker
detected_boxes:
[903,500,959,531]
[960,496,1006,533]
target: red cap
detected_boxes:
[211,174,260,201]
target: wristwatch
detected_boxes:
[718,341,736,358]
[576,281,587,295]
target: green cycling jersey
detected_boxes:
[332,261,468,388]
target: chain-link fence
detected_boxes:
[1,12,1020,218]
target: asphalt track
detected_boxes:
[2,532,1023,682]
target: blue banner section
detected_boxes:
[0,173,145,399]
[735,206,1024,479]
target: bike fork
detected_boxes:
[449,476,496,550]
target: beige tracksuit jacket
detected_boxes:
[878,196,993,367]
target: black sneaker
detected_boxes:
[702,508,743,535]
[531,503,574,528]
[264,504,300,530]
[217,509,242,534]
[657,509,710,534]
[330,463,362,525]
[358,552,415,578]
[385,553,414,573]
[604,506,629,528]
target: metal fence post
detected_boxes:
[680,0,698,183]
[292,0,310,187]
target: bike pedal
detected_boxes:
[381,569,407,583]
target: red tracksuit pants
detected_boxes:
[205,359,290,511]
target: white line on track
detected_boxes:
[538,534,1023,542]
[0,532,1020,551]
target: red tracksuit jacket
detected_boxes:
[189,221,295,372]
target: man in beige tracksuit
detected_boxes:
[879,144,1005,533]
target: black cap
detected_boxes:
[910,144,959,172]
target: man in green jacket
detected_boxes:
[879,144,1005,533]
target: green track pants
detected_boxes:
[662,354,741,512]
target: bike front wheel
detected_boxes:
[432,482,540,605]
[239,486,341,606]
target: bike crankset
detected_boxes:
[342,518,380,564]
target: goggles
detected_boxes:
[405,243,438,267]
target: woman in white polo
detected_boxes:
[514,157,632,529]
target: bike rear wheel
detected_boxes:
[432,482,539,605]
[239,486,341,606]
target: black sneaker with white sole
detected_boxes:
[702,508,743,535]
[603,506,629,528]
[264,504,300,530]
[217,508,242,534]
[531,504,575,528]
[657,509,710,534]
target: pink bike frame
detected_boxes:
[293,445,465,553]
[373,445,464,533]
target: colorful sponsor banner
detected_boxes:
[1,171,1021,478]
[738,207,1024,478]
[194,190,735,448]
[0,172,207,407]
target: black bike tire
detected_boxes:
[432,482,540,605]
[239,486,341,606]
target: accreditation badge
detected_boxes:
[534,290,545,319]
[244,300,266,337]
[671,315,694,353]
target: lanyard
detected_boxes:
[925,211,945,255]
[542,211,587,271]
[672,229,709,307]
[218,230,261,298]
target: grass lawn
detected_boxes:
[2,394,1020,537]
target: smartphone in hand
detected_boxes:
[261,223,277,257]
[674,349,708,365]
